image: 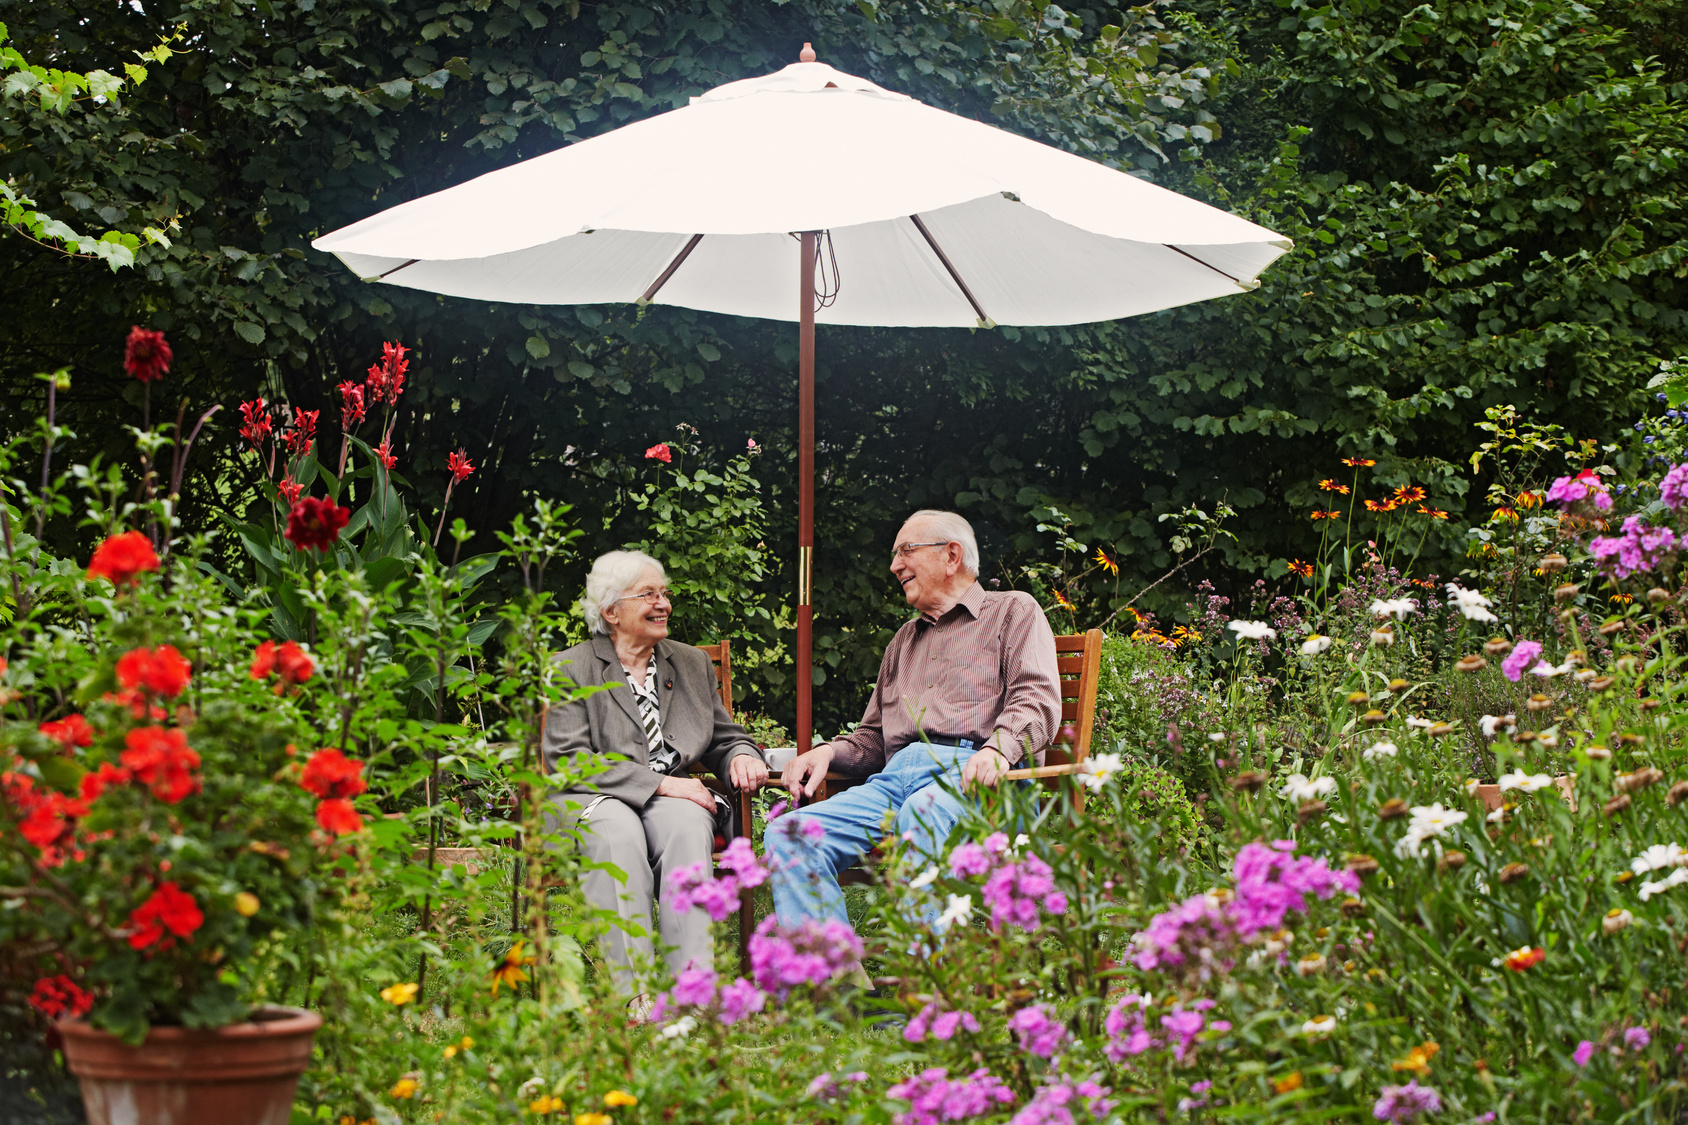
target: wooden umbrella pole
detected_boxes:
[796,231,816,754]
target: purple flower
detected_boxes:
[1625,1026,1651,1051]
[1008,1003,1069,1058]
[1160,1008,1206,1063]
[767,799,790,821]
[1501,640,1542,683]
[1572,1039,1596,1067]
[1663,464,1688,510]
[1190,1081,1213,1095]
[666,860,747,922]
[719,837,769,888]
[716,977,766,1024]
[949,842,992,878]
[1590,516,1681,578]
[1546,471,1613,511]
[1009,1074,1114,1125]
[932,1008,980,1040]
[672,966,716,1007]
[1103,994,1158,1062]
[800,818,827,840]
[887,1067,1015,1125]
[981,853,1067,932]
[748,916,864,999]
[1372,1082,1441,1123]
[806,1070,868,1103]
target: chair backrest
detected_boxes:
[1041,630,1104,768]
[695,639,734,714]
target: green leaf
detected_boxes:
[525,335,551,359]
[233,320,265,345]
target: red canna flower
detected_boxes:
[315,797,363,835]
[29,974,94,1020]
[39,714,94,754]
[238,398,272,447]
[299,747,367,800]
[86,530,159,587]
[337,381,367,428]
[79,762,132,802]
[365,342,409,405]
[285,496,351,552]
[447,448,475,483]
[277,476,304,506]
[374,439,397,470]
[282,409,319,457]
[644,443,672,463]
[120,727,201,804]
[125,882,204,951]
[123,326,172,383]
[115,645,192,699]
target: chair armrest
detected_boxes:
[1000,762,1084,782]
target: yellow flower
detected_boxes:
[529,1095,564,1114]
[443,1045,458,1059]
[491,940,536,996]
[460,1036,474,1049]
[234,892,260,917]
[1341,457,1376,467]
[390,1078,419,1100]
[380,982,418,1006]
[604,1091,638,1107]
[1318,478,1351,494]
[1051,589,1076,612]
[1392,1041,1440,1077]
[575,1115,612,1125]
[1093,548,1119,576]
[1273,1071,1304,1094]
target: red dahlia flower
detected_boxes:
[120,727,202,804]
[315,797,363,835]
[123,326,172,383]
[300,747,367,799]
[29,974,94,1020]
[337,380,367,427]
[86,530,160,587]
[115,644,192,699]
[125,882,204,951]
[285,496,351,552]
[447,448,475,483]
[238,398,272,447]
[39,714,94,753]
[644,443,672,463]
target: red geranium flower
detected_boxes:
[29,974,95,1020]
[123,326,172,383]
[17,790,89,852]
[315,797,363,835]
[337,380,367,428]
[39,714,94,753]
[120,727,201,804]
[251,640,313,687]
[300,747,367,799]
[285,496,351,552]
[447,448,474,483]
[86,530,160,587]
[125,882,204,951]
[104,688,167,722]
[115,644,192,699]
[238,398,272,447]
[79,762,132,802]
[277,476,304,506]
[374,439,397,471]
[644,443,672,463]
[365,341,409,405]
[282,409,319,457]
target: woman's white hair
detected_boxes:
[579,549,666,635]
[906,509,980,575]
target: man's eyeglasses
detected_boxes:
[614,589,672,605]
[890,541,948,562]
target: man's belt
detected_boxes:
[924,735,978,749]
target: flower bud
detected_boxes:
[1618,656,1640,674]
[1599,619,1626,637]
[1377,798,1409,820]
[1649,587,1671,605]
[1526,694,1553,712]
[1437,850,1467,872]
[1668,781,1688,808]
[1590,676,1616,691]
[1604,793,1632,817]
[1231,771,1267,793]
[1295,954,1327,977]
[1618,732,1646,746]
[1346,853,1380,877]
[1554,584,1580,603]
[1499,862,1531,884]
[1603,908,1634,935]
[234,892,260,917]
[1298,799,1329,824]
[1371,627,1394,647]
[1615,767,1664,793]
[1586,745,1612,761]
[1539,553,1568,573]
[1642,698,1662,712]
[1361,709,1388,726]
[1428,722,1455,737]
[1347,691,1371,707]
[1455,655,1487,673]
[1387,678,1411,693]
[1484,636,1514,656]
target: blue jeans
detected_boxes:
[767,744,972,926]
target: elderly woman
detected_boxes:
[544,549,769,995]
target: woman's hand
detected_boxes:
[656,774,718,812]
[729,753,770,792]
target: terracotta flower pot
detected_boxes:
[58,1005,321,1125]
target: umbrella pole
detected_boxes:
[796,231,816,754]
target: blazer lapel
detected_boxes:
[593,635,645,745]
[655,642,681,755]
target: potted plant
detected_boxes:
[0,522,367,1123]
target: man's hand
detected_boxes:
[656,774,718,813]
[783,743,835,800]
[729,753,771,792]
[960,747,1010,790]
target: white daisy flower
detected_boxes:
[1479,714,1516,739]
[1639,868,1688,902]
[1405,716,1433,729]
[661,1015,698,1040]
[1370,598,1418,620]
[936,893,974,932]
[1279,773,1338,802]
[1631,843,1688,875]
[1077,752,1124,791]
[1498,771,1553,793]
[1228,619,1277,641]
[1302,1015,1338,1036]
[1363,742,1398,760]
[1446,583,1499,623]
[1406,803,1468,835]
[1301,634,1334,655]
[909,865,940,889]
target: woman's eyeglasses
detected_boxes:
[615,589,672,605]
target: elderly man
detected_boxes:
[767,509,1061,926]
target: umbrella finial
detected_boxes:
[799,42,816,62]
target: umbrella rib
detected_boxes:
[909,214,989,326]
[373,258,420,280]
[1162,244,1247,288]
[640,234,704,303]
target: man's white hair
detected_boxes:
[905,509,980,576]
[579,549,666,635]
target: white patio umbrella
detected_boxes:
[313,45,1292,751]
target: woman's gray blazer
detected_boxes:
[541,634,764,813]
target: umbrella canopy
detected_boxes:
[313,48,1292,751]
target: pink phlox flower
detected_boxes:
[719,837,769,888]
[646,992,670,1023]
[933,1008,981,1040]
[887,1067,1014,1125]
[1008,1074,1114,1125]
[1589,516,1679,578]
[981,853,1067,932]
[1130,893,1236,977]
[1572,1039,1596,1067]
[1372,1081,1441,1123]
[1546,470,1612,511]
[801,818,827,841]
[1624,1026,1651,1051]
[1008,1003,1069,1058]
[766,799,789,821]
[1103,994,1158,1063]
[672,965,717,1007]
[984,831,1012,855]
[1501,640,1543,683]
[1160,1008,1206,1063]
[716,977,766,1024]
[1229,841,1359,941]
[948,842,993,878]
[1662,464,1688,510]
[748,916,863,999]
[805,1071,867,1103]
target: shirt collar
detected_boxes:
[920,581,986,625]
